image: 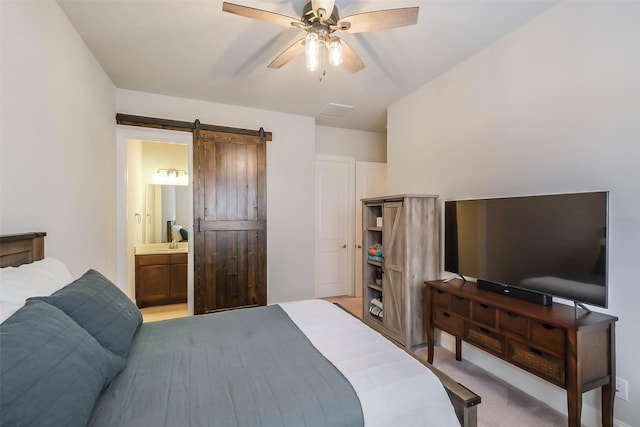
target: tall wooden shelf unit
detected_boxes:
[361,194,439,348]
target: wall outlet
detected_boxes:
[616,377,629,401]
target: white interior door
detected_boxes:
[355,162,387,297]
[315,155,355,298]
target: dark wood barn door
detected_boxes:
[194,129,266,314]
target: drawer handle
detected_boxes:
[442,312,451,318]
[436,290,444,294]
[507,312,519,318]
[479,303,490,309]
[479,327,490,334]
[542,323,555,330]
[529,347,543,356]
[455,296,466,301]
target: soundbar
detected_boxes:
[477,279,553,306]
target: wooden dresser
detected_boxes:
[425,279,617,427]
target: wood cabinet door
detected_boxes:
[170,262,188,300]
[382,201,406,338]
[194,129,267,314]
[136,263,171,307]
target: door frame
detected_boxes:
[314,154,356,297]
[116,125,194,315]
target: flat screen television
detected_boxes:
[444,191,608,308]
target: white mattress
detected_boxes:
[279,299,460,427]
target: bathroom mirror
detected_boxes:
[144,184,190,243]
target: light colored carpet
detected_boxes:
[416,346,567,426]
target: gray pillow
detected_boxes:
[0,300,125,427]
[33,269,143,358]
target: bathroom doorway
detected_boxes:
[116,126,194,316]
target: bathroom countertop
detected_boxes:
[135,242,188,255]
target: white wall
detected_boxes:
[316,125,386,162]
[117,89,317,304]
[0,0,117,279]
[388,2,640,425]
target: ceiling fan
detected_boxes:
[222,0,419,74]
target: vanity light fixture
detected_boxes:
[155,169,189,186]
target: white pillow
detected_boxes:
[0,257,73,323]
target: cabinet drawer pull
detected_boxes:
[455,296,466,301]
[507,312,519,318]
[529,347,543,356]
[542,323,555,330]
[479,327,490,334]
[480,303,490,309]
[442,312,451,318]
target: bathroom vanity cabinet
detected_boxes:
[135,252,187,308]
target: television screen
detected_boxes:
[444,192,608,308]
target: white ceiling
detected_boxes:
[57,0,557,133]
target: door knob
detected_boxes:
[342,244,347,248]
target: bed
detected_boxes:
[0,232,480,427]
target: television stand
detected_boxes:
[574,301,592,318]
[443,272,467,283]
[426,279,618,427]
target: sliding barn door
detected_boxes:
[194,129,266,314]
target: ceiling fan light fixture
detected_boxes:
[304,32,320,57]
[328,39,342,66]
[306,50,320,71]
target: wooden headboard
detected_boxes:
[0,232,46,268]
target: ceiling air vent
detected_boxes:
[320,103,354,117]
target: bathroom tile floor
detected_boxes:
[140,303,188,323]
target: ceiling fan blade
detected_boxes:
[339,7,419,34]
[222,2,301,28]
[268,38,306,69]
[339,39,365,73]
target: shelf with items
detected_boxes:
[361,195,439,348]
[363,202,384,326]
[367,283,383,293]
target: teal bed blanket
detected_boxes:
[89,305,364,427]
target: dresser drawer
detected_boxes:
[433,309,464,336]
[170,253,187,264]
[472,301,497,327]
[509,341,565,386]
[499,310,528,338]
[136,254,172,266]
[450,295,470,318]
[466,324,504,356]
[531,321,565,354]
[432,289,450,310]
